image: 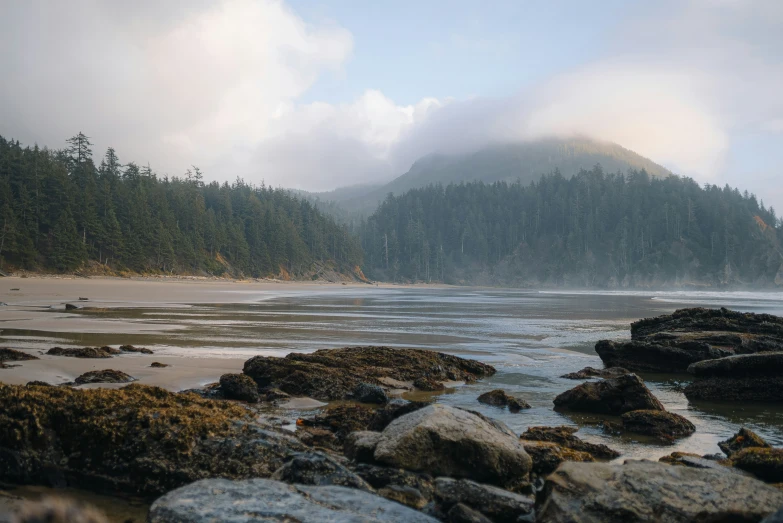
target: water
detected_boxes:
[3,284,783,463]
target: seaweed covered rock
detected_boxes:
[119,344,154,354]
[353,382,389,404]
[477,390,531,412]
[412,376,445,391]
[553,374,664,415]
[519,426,619,460]
[537,460,783,523]
[46,346,120,358]
[0,383,305,496]
[0,348,38,363]
[719,428,771,457]
[620,410,695,442]
[372,404,532,490]
[243,346,494,401]
[595,339,731,373]
[520,441,594,475]
[684,353,783,402]
[219,373,259,403]
[560,366,629,380]
[631,308,783,340]
[271,451,371,490]
[148,478,439,523]
[150,362,170,368]
[74,369,136,385]
[729,448,783,483]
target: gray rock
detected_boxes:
[271,451,371,490]
[447,503,493,523]
[763,506,783,523]
[373,404,532,490]
[354,382,389,404]
[352,463,435,500]
[435,478,535,523]
[345,431,382,462]
[148,478,439,523]
[553,373,664,415]
[537,460,783,523]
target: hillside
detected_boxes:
[0,133,363,279]
[359,167,783,288]
[323,137,671,213]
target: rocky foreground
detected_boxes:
[3,314,783,521]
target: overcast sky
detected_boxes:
[2,0,782,210]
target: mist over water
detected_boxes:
[4,286,783,460]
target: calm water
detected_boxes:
[4,285,783,461]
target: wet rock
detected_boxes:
[447,503,493,523]
[520,441,594,475]
[560,366,630,379]
[0,383,306,495]
[0,348,38,362]
[684,376,783,402]
[78,297,89,301]
[519,426,620,460]
[477,389,531,412]
[271,451,372,490]
[631,307,783,340]
[24,381,53,387]
[150,362,170,368]
[74,369,136,385]
[372,404,532,490]
[11,496,109,523]
[299,404,377,442]
[46,346,120,358]
[218,373,259,403]
[352,463,435,501]
[295,427,341,451]
[434,477,535,523]
[345,431,382,463]
[243,346,494,401]
[118,344,154,354]
[537,460,783,523]
[64,303,79,310]
[719,428,771,457]
[689,352,783,378]
[353,382,389,404]
[595,339,731,373]
[658,451,704,465]
[413,376,445,391]
[178,382,223,400]
[620,410,695,442]
[148,478,439,523]
[553,373,664,415]
[377,485,429,510]
[730,448,783,483]
[262,388,291,401]
[368,400,431,431]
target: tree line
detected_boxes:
[0,134,362,277]
[358,167,783,287]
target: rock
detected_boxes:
[719,428,771,457]
[64,303,79,310]
[243,346,494,401]
[296,427,341,451]
[150,362,170,368]
[560,366,630,379]
[368,400,432,431]
[730,448,783,483]
[434,477,535,523]
[10,496,109,523]
[46,346,120,358]
[658,451,704,464]
[0,383,306,495]
[25,381,53,387]
[78,297,89,301]
[520,441,594,475]
[553,374,664,415]
[477,389,531,412]
[345,431,382,463]
[218,373,259,403]
[537,460,783,523]
[262,388,291,401]
[689,352,783,378]
[595,339,732,373]
[352,463,435,502]
[74,369,136,385]
[354,382,389,404]
[118,344,154,354]
[519,426,620,460]
[377,485,429,510]
[372,404,532,490]
[631,307,783,340]
[620,410,695,442]
[447,503,493,523]
[147,478,439,523]
[271,451,372,490]
[763,506,783,523]
[685,376,783,402]
[0,348,38,362]
[178,382,223,400]
[413,376,445,391]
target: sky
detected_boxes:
[1,0,782,211]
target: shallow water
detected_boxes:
[3,283,783,463]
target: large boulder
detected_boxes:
[218,373,259,403]
[719,428,771,457]
[685,353,783,402]
[729,448,783,483]
[0,383,305,496]
[242,346,495,401]
[631,308,783,340]
[553,374,664,415]
[595,339,731,373]
[620,410,695,442]
[371,404,532,490]
[148,478,439,523]
[537,460,783,523]
[519,426,619,460]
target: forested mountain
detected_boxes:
[318,137,671,214]
[359,167,783,287]
[0,134,363,278]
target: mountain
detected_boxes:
[359,167,783,288]
[322,137,671,213]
